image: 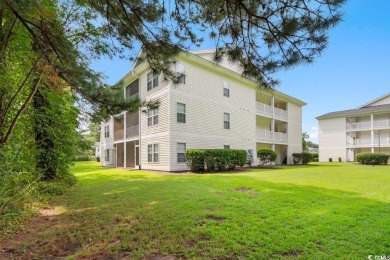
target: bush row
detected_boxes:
[73,155,96,162]
[356,153,389,165]
[185,149,247,172]
[257,149,277,165]
[292,152,316,165]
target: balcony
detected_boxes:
[346,121,371,131]
[126,125,139,139]
[347,138,390,147]
[373,119,390,129]
[256,130,288,143]
[256,102,288,120]
[114,129,124,141]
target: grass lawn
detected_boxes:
[3,162,390,259]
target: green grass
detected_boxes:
[14,162,390,259]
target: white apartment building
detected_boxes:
[317,93,390,162]
[99,50,306,171]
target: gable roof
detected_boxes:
[358,92,390,108]
[316,103,390,120]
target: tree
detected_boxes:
[302,132,309,152]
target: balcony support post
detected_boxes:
[370,114,374,153]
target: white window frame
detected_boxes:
[147,71,159,91]
[177,103,186,123]
[147,108,159,126]
[104,125,110,138]
[148,144,159,163]
[177,143,186,163]
[223,81,230,97]
[224,112,230,129]
[175,62,186,84]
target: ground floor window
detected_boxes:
[148,144,159,162]
[105,149,110,161]
[177,143,186,163]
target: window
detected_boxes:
[147,108,159,126]
[224,112,230,129]
[148,144,159,163]
[175,62,186,84]
[247,149,254,163]
[177,143,186,163]
[104,125,110,138]
[223,81,230,97]
[224,145,230,149]
[147,71,159,91]
[177,103,186,123]
[105,149,110,162]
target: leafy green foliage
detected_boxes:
[257,149,277,166]
[185,149,246,172]
[292,152,315,165]
[184,149,205,172]
[356,153,389,165]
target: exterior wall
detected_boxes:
[318,117,346,162]
[287,102,303,164]
[168,59,256,171]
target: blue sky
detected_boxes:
[91,0,390,143]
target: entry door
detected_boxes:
[135,145,140,167]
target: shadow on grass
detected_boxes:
[6,168,390,259]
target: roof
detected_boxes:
[358,92,390,108]
[316,103,390,120]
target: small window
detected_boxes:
[104,125,110,138]
[147,108,159,126]
[177,103,186,123]
[148,144,159,163]
[224,145,230,149]
[177,143,186,163]
[224,112,230,129]
[147,71,159,91]
[105,149,110,161]
[223,81,230,97]
[175,62,186,84]
[247,149,254,163]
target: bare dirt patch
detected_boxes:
[236,187,258,194]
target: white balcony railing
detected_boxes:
[347,137,390,147]
[346,121,371,131]
[256,102,288,120]
[256,130,288,143]
[373,119,390,129]
[126,125,139,139]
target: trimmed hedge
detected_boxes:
[292,152,315,165]
[257,149,277,166]
[184,149,246,172]
[73,156,96,162]
[356,153,389,165]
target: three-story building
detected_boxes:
[317,93,390,162]
[99,50,306,171]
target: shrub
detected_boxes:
[356,153,389,165]
[185,149,205,172]
[292,152,315,165]
[301,152,313,165]
[73,155,95,162]
[292,153,302,165]
[185,149,247,172]
[257,149,277,166]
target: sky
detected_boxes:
[91,0,390,144]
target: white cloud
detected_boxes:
[309,126,319,139]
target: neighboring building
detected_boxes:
[317,93,390,162]
[99,49,306,171]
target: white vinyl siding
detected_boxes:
[177,103,186,123]
[177,143,186,163]
[224,112,230,129]
[147,108,159,126]
[147,71,159,91]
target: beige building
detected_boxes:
[317,93,390,162]
[99,50,306,171]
